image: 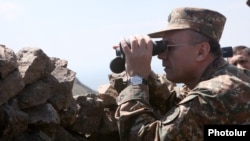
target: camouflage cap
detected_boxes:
[148,7,226,42]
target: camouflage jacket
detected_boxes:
[115,57,250,141]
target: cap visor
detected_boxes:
[148,25,191,38]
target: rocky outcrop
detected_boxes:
[0,45,119,141]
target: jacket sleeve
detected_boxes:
[115,84,159,140]
[115,84,203,141]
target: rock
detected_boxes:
[0,45,122,140]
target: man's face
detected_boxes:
[157,30,199,83]
[228,50,250,70]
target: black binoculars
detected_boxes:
[110,40,233,73]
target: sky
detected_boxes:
[0,0,250,90]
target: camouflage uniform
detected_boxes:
[115,57,250,141]
[115,7,250,141]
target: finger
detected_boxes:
[112,45,119,49]
[120,37,131,56]
[144,35,153,55]
[136,35,146,47]
[134,35,147,56]
[129,36,138,53]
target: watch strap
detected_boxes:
[128,75,148,85]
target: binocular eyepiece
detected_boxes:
[110,40,233,74]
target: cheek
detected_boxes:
[174,50,193,63]
[169,53,188,71]
[174,51,195,71]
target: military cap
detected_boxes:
[148,7,226,42]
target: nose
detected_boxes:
[157,51,167,60]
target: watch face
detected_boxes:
[131,76,142,85]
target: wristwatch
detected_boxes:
[128,75,148,85]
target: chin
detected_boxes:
[166,74,174,81]
[166,75,181,83]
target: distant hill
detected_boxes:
[72,78,96,96]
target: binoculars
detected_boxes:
[110,40,233,73]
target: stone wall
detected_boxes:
[0,45,120,141]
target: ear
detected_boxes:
[195,42,210,61]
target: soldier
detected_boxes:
[114,7,250,140]
[227,45,250,70]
